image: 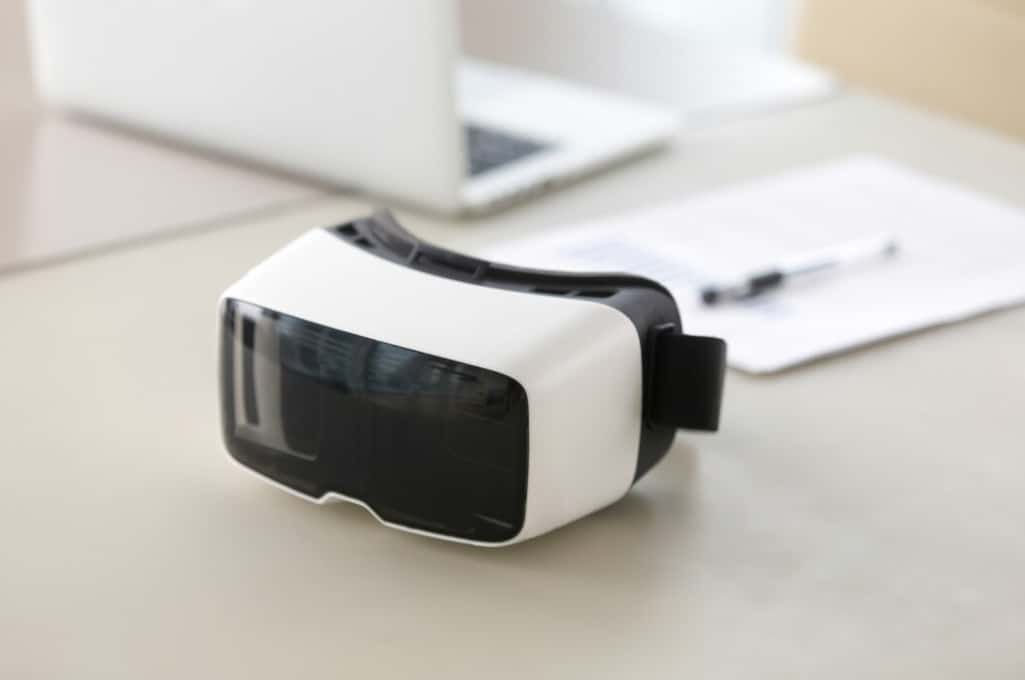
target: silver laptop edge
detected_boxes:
[29,0,678,216]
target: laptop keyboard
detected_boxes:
[464,124,549,177]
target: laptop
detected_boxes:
[27,0,678,216]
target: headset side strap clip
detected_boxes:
[648,324,726,432]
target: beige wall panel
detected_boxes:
[797,0,1025,141]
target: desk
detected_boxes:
[2,91,1025,678]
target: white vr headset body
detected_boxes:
[219,212,725,546]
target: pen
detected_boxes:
[700,234,900,305]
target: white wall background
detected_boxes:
[569,0,800,53]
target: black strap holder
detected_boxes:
[648,324,726,432]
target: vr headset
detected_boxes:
[219,211,725,545]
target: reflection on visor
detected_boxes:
[220,300,528,542]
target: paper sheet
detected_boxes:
[484,156,1025,373]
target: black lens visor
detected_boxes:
[219,300,528,542]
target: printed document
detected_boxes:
[485,156,1025,372]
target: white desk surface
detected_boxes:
[2,89,1025,678]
